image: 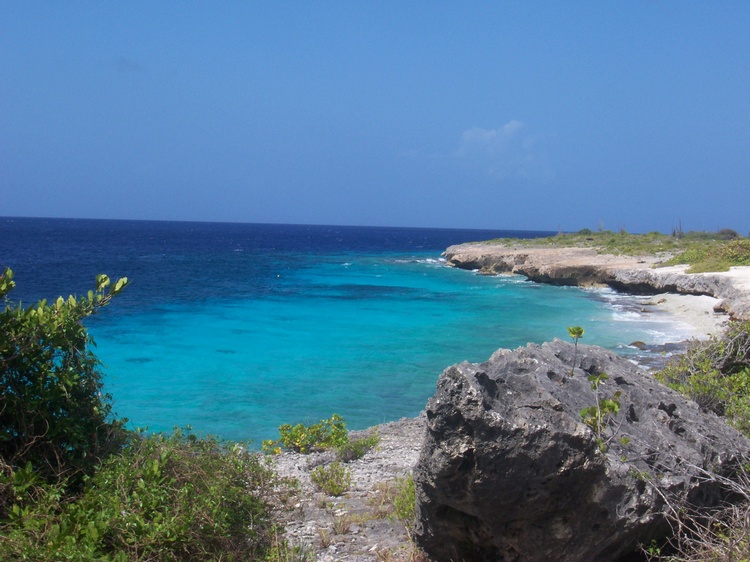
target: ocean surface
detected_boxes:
[1,218,699,443]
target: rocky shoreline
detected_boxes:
[444,243,750,321]
[271,244,750,561]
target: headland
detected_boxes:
[444,242,750,337]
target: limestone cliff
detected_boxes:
[444,243,750,320]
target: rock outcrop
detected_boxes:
[413,340,750,562]
[443,243,750,320]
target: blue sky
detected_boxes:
[2,2,749,233]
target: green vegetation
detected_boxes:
[263,415,380,462]
[0,268,129,489]
[478,228,750,272]
[579,372,622,452]
[391,473,416,526]
[369,473,417,529]
[662,238,750,273]
[567,325,584,373]
[655,320,750,436]
[263,414,349,454]
[310,461,352,496]
[645,320,750,561]
[335,430,380,462]
[1,430,284,561]
[0,268,294,561]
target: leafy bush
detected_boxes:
[335,431,380,462]
[0,268,129,488]
[0,430,284,561]
[656,321,750,436]
[310,462,351,496]
[0,271,292,561]
[262,414,349,455]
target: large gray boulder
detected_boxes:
[413,340,749,562]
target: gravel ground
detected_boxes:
[268,414,428,562]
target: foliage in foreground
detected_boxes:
[0,268,129,488]
[644,463,750,562]
[0,270,292,560]
[1,430,285,561]
[647,321,750,560]
[655,320,750,436]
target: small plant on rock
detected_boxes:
[310,462,352,496]
[567,325,585,373]
[580,372,623,452]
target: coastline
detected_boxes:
[271,243,750,560]
[640,292,727,338]
[444,243,750,337]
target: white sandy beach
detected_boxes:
[443,244,750,340]
[642,264,750,338]
[643,293,727,339]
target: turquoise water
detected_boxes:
[1,218,697,444]
[92,253,693,443]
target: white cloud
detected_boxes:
[452,120,545,180]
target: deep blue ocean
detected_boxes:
[1,217,698,443]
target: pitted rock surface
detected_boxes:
[413,340,750,562]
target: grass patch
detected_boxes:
[474,228,750,273]
[391,474,416,526]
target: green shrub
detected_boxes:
[0,430,283,561]
[263,414,349,454]
[656,321,750,435]
[310,462,351,496]
[718,239,750,265]
[335,431,380,462]
[0,268,129,490]
[0,271,294,560]
[666,246,710,266]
